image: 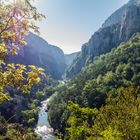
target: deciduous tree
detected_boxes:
[0,0,45,103]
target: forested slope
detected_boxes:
[48,33,140,139]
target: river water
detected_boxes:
[35,98,56,140]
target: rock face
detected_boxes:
[65,52,79,67]
[66,0,140,78]
[10,32,66,79]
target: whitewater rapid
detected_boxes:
[35,98,55,140]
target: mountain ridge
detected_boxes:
[66,0,140,78]
[10,32,67,80]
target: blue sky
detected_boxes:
[35,0,129,54]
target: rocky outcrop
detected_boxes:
[66,0,140,78]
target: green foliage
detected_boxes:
[0,0,46,103]
[66,101,98,140]
[63,87,140,140]
[90,86,140,140]
[21,109,38,127]
[0,76,57,139]
[0,64,45,103]
[48,33,140,138]
[0,123,40,140]
[0,1,48,139]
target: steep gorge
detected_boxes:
[66,0,140,78]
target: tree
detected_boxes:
[67,101,98,140]
[0,0,46,103]
[91,86,140,140]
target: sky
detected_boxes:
[34,0,129,54]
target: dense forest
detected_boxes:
[0,0,140,140]
[48,33,140,139]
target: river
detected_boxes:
[35,97,56,140]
